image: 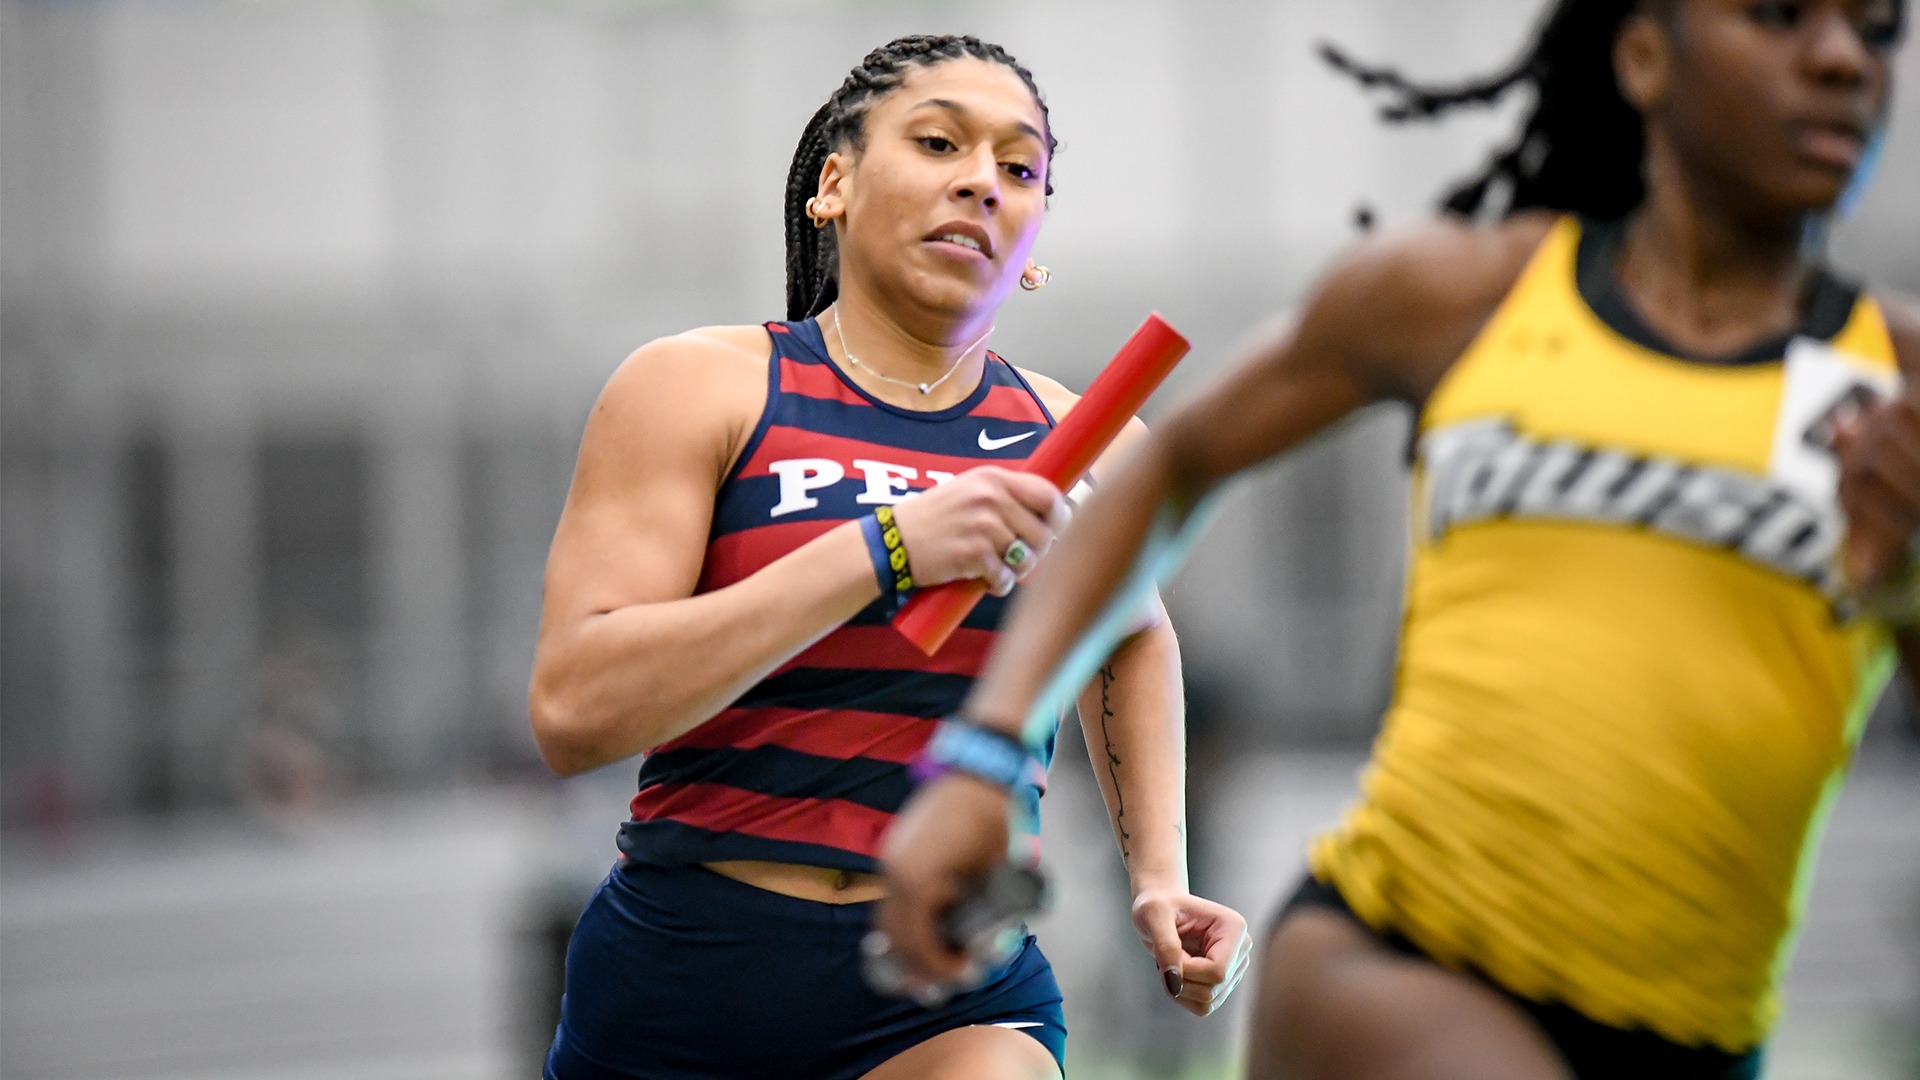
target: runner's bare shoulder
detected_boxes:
[1013,367,1080,420]
[585,324,774,483]
[1013,366,1149,472]
[1303,211,1556,402]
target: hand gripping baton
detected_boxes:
[862,862,1053,1006]
[890,313,1192,655]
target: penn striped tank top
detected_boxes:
[617,318,1062,873]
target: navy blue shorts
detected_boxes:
[545,860,1067,1080]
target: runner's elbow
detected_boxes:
[527,672,634,777]
[528,682,591,776]
[529,663,682,776]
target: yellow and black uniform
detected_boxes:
[1308,216,1898,1057]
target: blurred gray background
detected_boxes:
[4,1,1919,1078]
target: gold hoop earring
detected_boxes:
[805,197,832,228]
[1020,262,1051,291]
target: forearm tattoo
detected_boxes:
[1098,663,1131,861]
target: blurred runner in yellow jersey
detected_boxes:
[876,0,1920,1077]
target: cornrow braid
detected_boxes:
[1324,0,1649,221]
[784,34,1058,322]
[784,100,842,324]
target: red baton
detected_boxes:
[891,313,1191,655]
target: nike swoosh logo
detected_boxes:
[978,429,1038,451]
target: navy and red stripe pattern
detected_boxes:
[617,318,1060,873]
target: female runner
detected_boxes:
[530,34,1247,1080]
[878,2,1917,1077]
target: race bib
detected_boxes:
[1767,337,1901,507]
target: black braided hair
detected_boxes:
[1323,0,1652,220]
[1326,0,1909,221]
[784,34,1058,321]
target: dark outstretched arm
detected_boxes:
[876,216,1550,989]
[1854,298,1920,699]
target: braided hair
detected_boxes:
[784,34,1057,321]
[1326,0,1909,221]
[1324,0,1654,220]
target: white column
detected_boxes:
[50,435,136,812]
[166,422,259,807]
[370,395,468,782]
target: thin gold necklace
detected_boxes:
[831,311,994,396]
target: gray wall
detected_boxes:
[6,0,1920,820]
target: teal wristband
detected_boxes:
[911,720,1043,792]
